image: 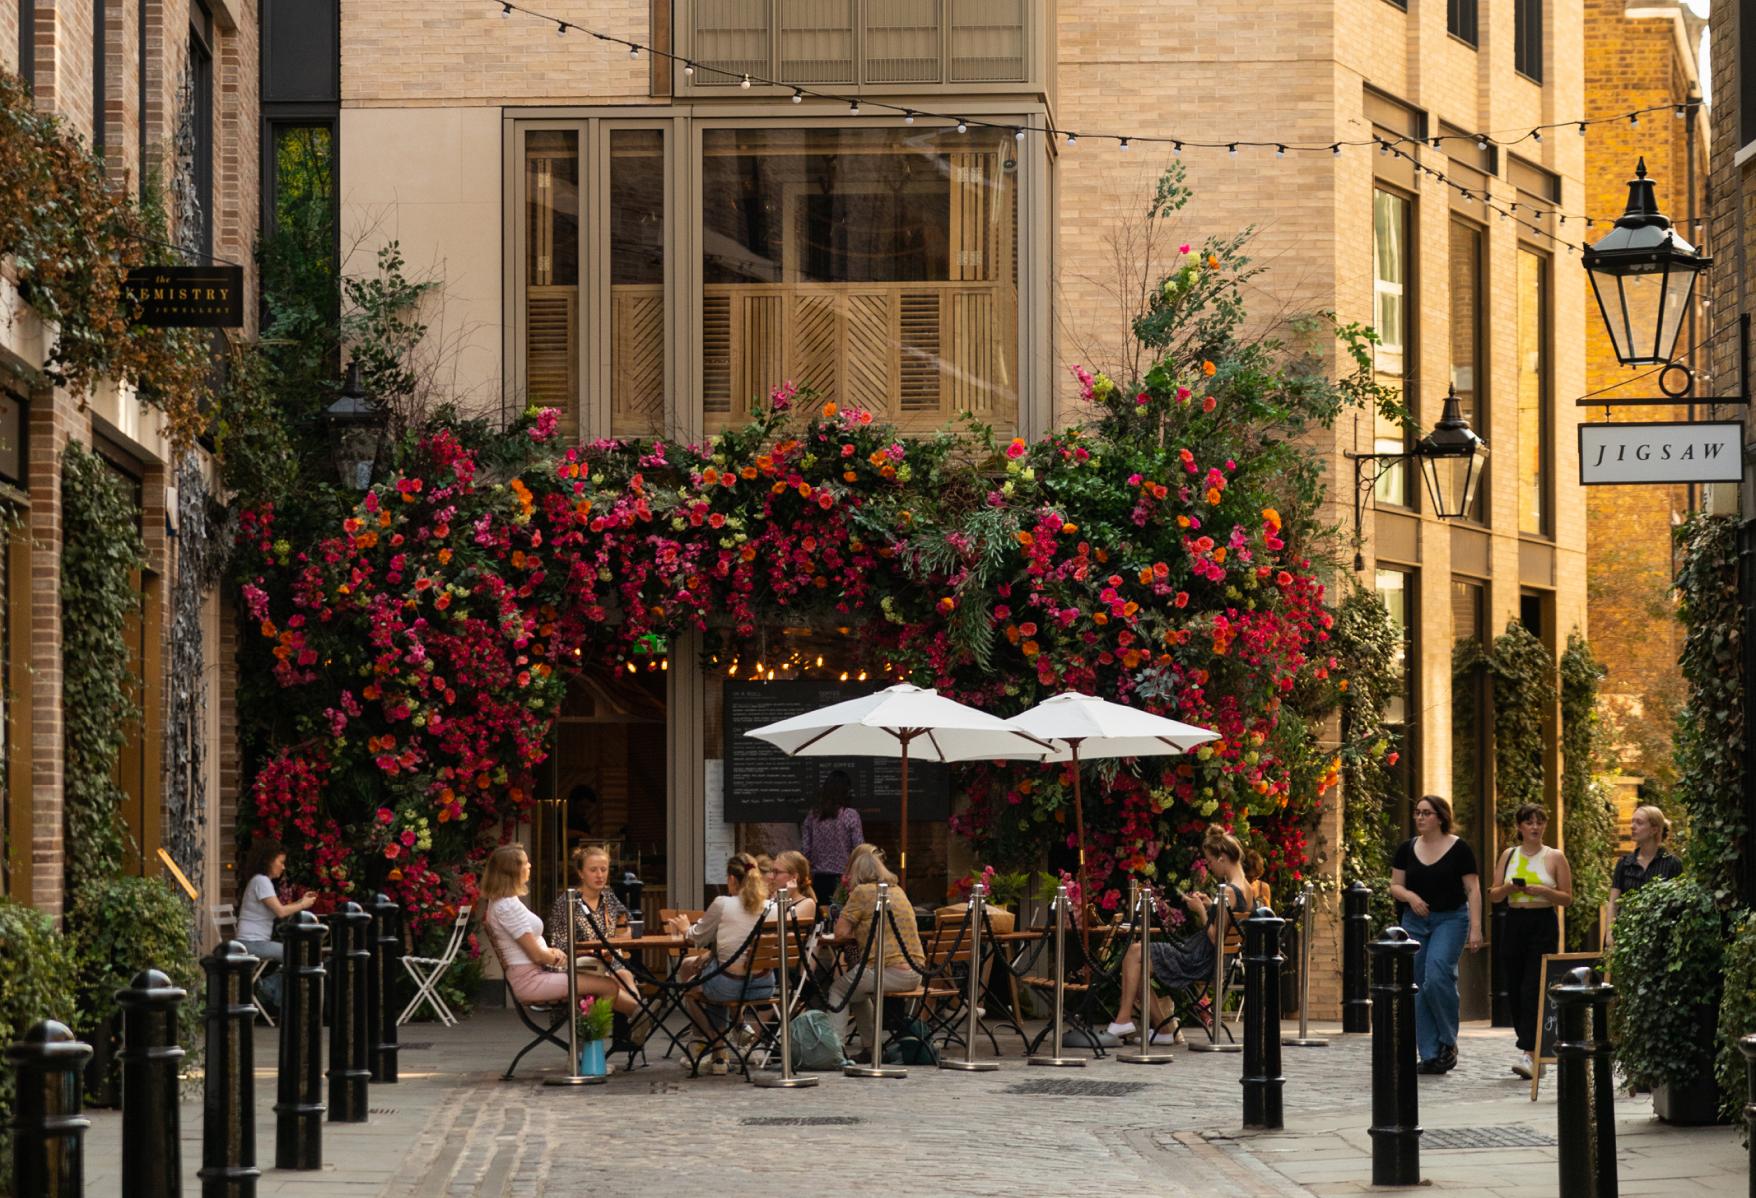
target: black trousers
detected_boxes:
[1499,906,1559,1051]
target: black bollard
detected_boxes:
[1367,926,1421,1187]
[201,940,262,1198]
[6,1019,93,1198]
[1555,966,1618,1198]
[275,910,327,1170]
[1342,881,1372,1033]
[1741,1034,1756,1198]
[118,967,188,1198]
[1241,905,1287,1129]
[328,902,373,1122]
[369,893,402,1085]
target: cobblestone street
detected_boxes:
[80,1013,1746,1196]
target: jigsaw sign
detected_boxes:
[1577,421,1743,485]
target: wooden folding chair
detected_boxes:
[1019,914,1125,1057]
[693,932,784,1079]
[899,916,992,1056]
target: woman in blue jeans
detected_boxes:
[1389,795,1483,1074]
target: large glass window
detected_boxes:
[610,130,667,436]
[524,130,581,436]
[1448,0,1478,46]
[1450,580,1488,850]
[1517,249,1549,536]
[701,126,1018,433]
[1373,189,1411,505]
[1377,567,1416,822]
[1515,0,1544,81]
[1450,221,1487,523]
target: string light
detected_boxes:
[1016,127,1027,142]
[683,62,694,76]
[556,21,566,35]
[903,110,915,124]
[1065,131,1077,146]
[500,2,511,16]
[1227,143,1237,157]
[1275,144,1286,158]
[1530,129,1541,142]
[1629,112,1640,126]
[956,119,968,134]
[1475,133,1487,149]
[1119,137,1130,151]
[740,73,751,89]
[792,88,803,103]
[849,99,860,114]
[1172,141,1182,155]
[1675,104,1687,119]
[629,44,639,58]
[1331,143,1341,156]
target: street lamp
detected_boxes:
[1583,158,1711,367]
[1345,394,1488,571]
[325,361,388,490]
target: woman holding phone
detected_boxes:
[1487,803,1573,1080]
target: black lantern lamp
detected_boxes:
[1415,387,1488,520]
[325,361,388,490]
[1583,158,1711,367]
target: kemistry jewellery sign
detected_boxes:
[1578,421,1743,486]
[124,265,245,327]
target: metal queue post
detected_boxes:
[846,882,908,1078]
[1028,884,1085,1067]
[754,886,817,1088]
[1188,886,1242,1054]
[941,883,999,1072]
[1117,884,1173,1065]
[1284,884,1329,1048]
[544,887,603,1088]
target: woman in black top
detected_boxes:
[1604,804,1683,948]
[1388,795,1483,1074]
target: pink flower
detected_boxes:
[1004,439,1028,460]
[1178,243,1191,255]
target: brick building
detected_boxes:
[1,0,258,918]
[273,0,1587,1017]
[1582,0,1706,836]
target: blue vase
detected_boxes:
[579,1038,607,1077]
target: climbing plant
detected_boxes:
[1331,588,1400,905]
[1672,514,1744,903]
[1483,619,1556,852]
[1559,633,1616,949]
[61,443,147,895]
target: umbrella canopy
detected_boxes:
[746,683,1052,886]
[1008,693,1218,922]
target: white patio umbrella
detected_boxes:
[746,683,1054,887]
[1007,692,1218,917]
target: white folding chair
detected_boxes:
[400,905,472,1026]
[210,903,277,1027]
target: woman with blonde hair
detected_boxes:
[1605,804,1682,948]
[765,849,819,923]
[477,844,637,1016]
[827,849,923,1063]
[547,843,639,1010]
[666,852,778,1072]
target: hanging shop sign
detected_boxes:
[123,265,245,327]
[1577,421,1743,486]
[723,680,950,824]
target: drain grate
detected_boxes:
[369,1108,398,1116]
[1005,1079,1151,1098]
[741,1116,863,1127]
[1424,1125,1556,1150]
[397,1041,433,1051]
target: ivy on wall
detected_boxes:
[1673,514,1744,903]
[1483,619,1556,852]
[1559,633,1616,949]
[61,443,147,896]
[1331,588,1400,911]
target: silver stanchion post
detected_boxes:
[1029,884,1085,1067]
[544,887,604,1087]
[1284,883,1329,1048]
[755,887,817,1088]
[941,883,998,1072]
[845,882,907,1078]
[1118,884,1173,1064]
[1189,886,1242,1054]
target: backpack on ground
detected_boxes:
[882,1017,939,1066]
[788,1010,847,1070]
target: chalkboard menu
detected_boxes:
[1532,950,1604,1095]
[723,681,951,823]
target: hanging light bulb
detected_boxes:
[839,671,849,682]
[849,99,860,114]
[956,119,968,134]
[500,2,512,17]
[629,44,639,58]
[661,658,668,670]
[1431,136,1443,149]
[684,62,695,76]
[1675,104,1687,119]
[740,73,751,89]
[1275,144,1286,158]
[1578,121,1588,135]
[903,110,915,124]
[857,670,868,681]
[556,21,568,35]
[1331,143,1341,156]
[1475,133,1487,150]
[1629,112,1640,127]
[792,89,803,103]
[1015,127,1026,142]
[1119,137,1130,151]
[1530,129,1542,143]
[1172,141,1182,156]
[815,656,823,667]
[1066,131,1078,146]
[1227,143,1237,157]
[626,661,636,673]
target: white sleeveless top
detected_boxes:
[1503,846,1557,907]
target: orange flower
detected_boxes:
[1020,640,1040,657]
[1093,612,1109,625]
[1016,531,1034,547]
[822,402,839,418]
[1201,360,1217,377]
[437,547,453,565]
[1213,547,1227,563]
[1061,522,1078,534]
[938,597,957,614]
[843,470,858,482]
[1261,506,1281,528]
[702,467,719,485]
[740,466,758,480]
[1207,254,1220,269]
[259,619,277,638]
[1206,487,1222,504]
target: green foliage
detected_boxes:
[1606,877,1725,1090]
[1716,910,1756,1127]
[1673,514,1744,903]
[65,876,202,1097]
[61,442,147,895]
[0,899,78,1183]
[1560,634,1616,949]
[1331,588,1400,909]
[1483,619,1556,851]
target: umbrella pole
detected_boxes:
[1071,742,1088,935]
[899,734,911,890]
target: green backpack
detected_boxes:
[882,1018,939,1066]
[788,1011,847,1070]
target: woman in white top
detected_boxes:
[478,844,637,1016]
[666,852,776,1071]
[1486,803,1573,1079]
[236,838,317,1009]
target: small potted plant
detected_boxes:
[575,994,614,1077]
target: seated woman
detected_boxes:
[478,844,637,1018]
[236,838,318,1011]
[666,852,777,1073]
[1243,849,1274,913]
[828,850,922,1064]
[1107,826,1251,1044]
[547,843,639,1009]
[765,850,819,923]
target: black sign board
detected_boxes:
[124,265,245,327]
[1531,950,1604,1098]
[722,680,951,824]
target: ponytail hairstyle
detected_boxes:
[774,850,816,902]
[1201,825,1244,865]
[727,852,769,914]
[1632,804,1671,842]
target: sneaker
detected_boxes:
[1437,1044,1458,1073]
[1147,1030,1179,1046]
[1106,1021,1137,1039]
[1417,1059,1443,1075]
[1512,1051,1533,1079]
[709,1049,729,1076]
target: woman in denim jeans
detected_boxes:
[1388,795,1483,1074]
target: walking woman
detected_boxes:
[1603,804,1681,949]
[801,770,864,902]
[1487,803,1573,1079]
[1388,795,1483,1075]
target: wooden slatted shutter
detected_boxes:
[864,0,941,84]
[778,0,855,83]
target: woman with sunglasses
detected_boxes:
[1486,803,1572,1080]
[1389,795,1483,1075]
